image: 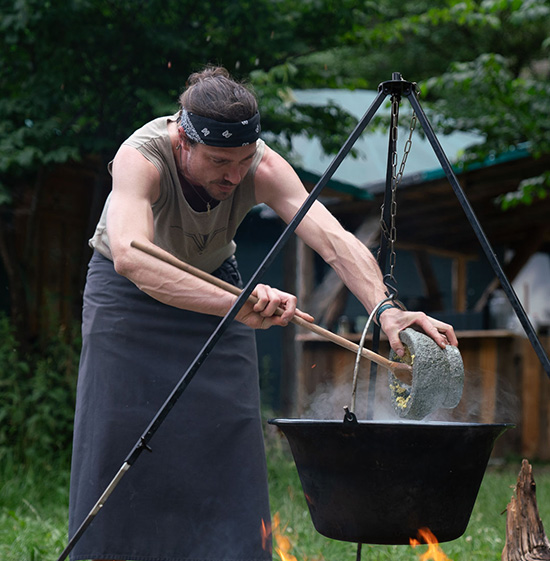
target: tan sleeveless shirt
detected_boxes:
[90,113,265,272]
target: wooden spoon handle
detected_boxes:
[130,240,412,382]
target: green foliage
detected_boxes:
[423,54,550,158]
[289,0,509,89]
[421,34,550,207]
[497,171,550,209]
[317,0,550,209]
[0,0,364,185]
[251,63,358,158]
[0,315,80,467]
[2,0,549,202]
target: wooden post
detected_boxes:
[292,238,315,416]
[480,337,497,424]
[502,459,550,561]
[522,338,542,457]
[453,255,468,313]
[413,249,443,311]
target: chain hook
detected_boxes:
[383,274,399,300]
[379,84,418,296]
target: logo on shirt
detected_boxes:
[182,228,227,254]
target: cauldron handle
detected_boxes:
[349,298,406,415]
[343,406,358,425]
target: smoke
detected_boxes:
[302,377,401,421]
[428,366,521,425]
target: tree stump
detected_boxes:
[502,459,550,561]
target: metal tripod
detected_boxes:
[56,72,550,561]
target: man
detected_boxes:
[68,66,456,561]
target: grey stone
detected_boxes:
[388,328,464,420]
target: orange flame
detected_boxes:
[262,513,298,561]
[261,518,272,552]
[410,528,453,561]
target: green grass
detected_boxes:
[0,455,71,561]
[1,435,550,561]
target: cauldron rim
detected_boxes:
[269,417,515,429]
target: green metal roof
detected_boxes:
[420,143,531,183]
[290,89,483,195]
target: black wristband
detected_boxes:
[375,303,398,325]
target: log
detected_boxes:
[502,459,550,561]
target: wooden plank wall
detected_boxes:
[521,335,550,460]
[16,159,110,337]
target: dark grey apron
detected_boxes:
[68,251,272,561]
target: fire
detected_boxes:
[261,519,271,552]
[262,513,298,561]
[410,527,453,561]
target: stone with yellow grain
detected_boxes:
[388,327,464,420]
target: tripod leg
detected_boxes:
[406,91,550,378]
[56,463,130,561]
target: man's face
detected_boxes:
[180,142,258,201]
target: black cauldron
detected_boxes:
[269,418,512,545]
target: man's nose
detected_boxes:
[224,166,241,184]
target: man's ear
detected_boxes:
[178,129,195,152]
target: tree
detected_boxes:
[289,0,550,207]
[1,0,548,339]
[0,0,360,338]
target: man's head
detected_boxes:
[178,66,260,148]
[176,66,261,200]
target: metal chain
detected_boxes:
[380,92,418,289]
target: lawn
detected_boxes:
[1,429,549,561]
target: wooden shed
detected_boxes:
[279,91,550,459]
[9,156,111,339]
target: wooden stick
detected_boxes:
[502,459,550,561]
[130,240,413,383]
